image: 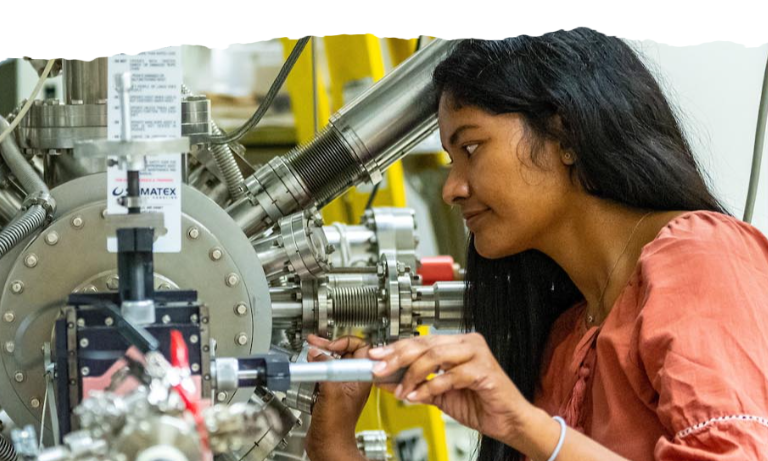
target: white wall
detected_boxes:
[633,41,768,232]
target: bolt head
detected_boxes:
[76,318,86,327]
[5,341,15,353]
[234,303,248,316]
[190,314,199,323]
[101,209,108,219]
[79,338,89,348]
[10,281,24,294]
[30,398,40,409]
[158,283,171,290]
[209,248,223,261]
[217,392,227,402]
[189,334,199,344]
[83,285,97,294]
[225,273,240,287]
[71,216,84,229]
[81,367,90,377]
[14,372,24,383]
[162,315,171,324]
[3,312,15,323]
[106,276,119,290]
[235,333,248,346]
[191,363,200,372]
[24,254,38,268]
[187,227,200,239]
[104,317,114,326]
[44,231,60,246]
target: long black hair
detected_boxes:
[432,29,726,461]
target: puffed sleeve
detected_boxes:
[632,213,768,460]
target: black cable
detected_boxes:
[207,37,311,145]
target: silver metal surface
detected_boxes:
[364,208,419,271]
[412,281,464,330]
[0,174,272,434]
[121,300,156,325]
[323,222,376,267]
[356,430,389,461]
[62,59,107,105]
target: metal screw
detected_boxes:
[83,285,97,294]
[44,231,60,246]
[235,333,248,346]
[225,273,240,287]
[234,303,248,316]
[209,248,223,261]
[158,283,171,290]
[71,216,84,229]
[3,312,15,323]
[325,244,336,255]
[217,392,227,402]
[105,317,114,326]
[10,281,24,294]
[190,314,199,323]
[30,398,40,409]
[161,315,171,324]
[81,367,90,376]
[77,318,86,327]
[106,276,119,290]
[189,334,199,344]
[14,372,24,383]
[24,254,38,268]
[79,338,89,348]
[5,341,15,353]
[191,363,200,372]
[101,209,108,219]
[187,227,200,240]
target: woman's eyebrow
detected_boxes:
[449,124,480,146]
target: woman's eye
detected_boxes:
[464,144,479,155]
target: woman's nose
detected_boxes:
[442,166,469,205]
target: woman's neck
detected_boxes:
[534,199,682,324]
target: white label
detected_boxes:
[107,47,183,253]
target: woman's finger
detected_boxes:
[370,335,462,378]
[396,343,475,398]
[307,347,334,363]
[404,364,478,403]
[325,335,369,354]
[307,334,331,347]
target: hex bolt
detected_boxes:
[44,231,60,246]
[225,273,240,287]
[81,367,90,376]
[191,363,200,372]
[105,317,114,326]
[71,216,84,229]
[10,281,24,294]
[190,314,199,323]
[189,334,199,344]
[187,227,200,240]
[235,333,248,346]
[101,209,108,219]
[77,318,86,327]
[24,254,38,268]
[30,398,40,409]
[83,285,97,294]
[209,248,223,261]
[162,315,171,324]
[106,276,119,290]
[234,303,248,316]
[158,283,171,290]
[326,244,336,255]
[14,372,24,383]
[217,392,228,402]
[3,312,15,323]
[79,338,89,348]
[5,341,15,353]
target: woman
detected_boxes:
[304,29,768,461]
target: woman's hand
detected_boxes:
[369,333,538,448]
[304,334,371,461]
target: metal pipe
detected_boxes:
[0,116,49,196]
[743,53,768,223]
[412,281,464,330]
[228,39,459,237]
[0,205,46,258]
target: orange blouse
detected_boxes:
[535,211,768,460]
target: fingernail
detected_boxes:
[395,384,403,398]
[406,391,418,401]
[369,347,392,358]
[372,361,387,374]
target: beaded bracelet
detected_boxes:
[546,416,567,461]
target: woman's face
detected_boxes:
[439,94,577,258]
